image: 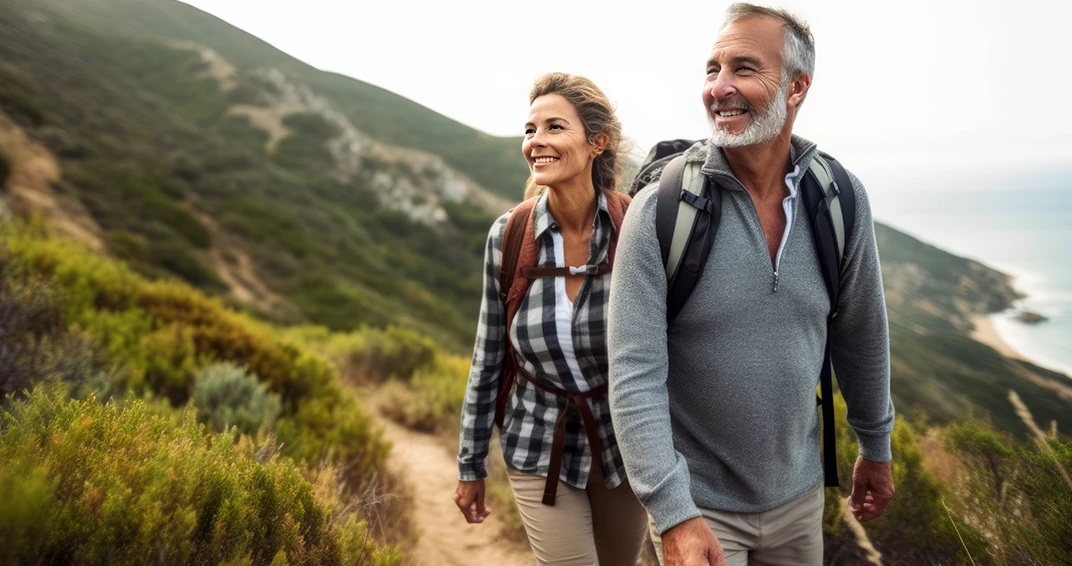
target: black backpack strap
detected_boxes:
[655,156,687,268]
[801,151,859,489]
[655,156,722,324]
[824,155,856,276]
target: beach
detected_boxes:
[971,315,1024,360]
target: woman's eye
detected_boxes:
[550,124,562,130]
[525,128,535,135]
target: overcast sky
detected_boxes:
[179,0,1072,181]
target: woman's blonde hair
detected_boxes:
[528,72,625,194]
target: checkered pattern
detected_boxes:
[458,190,626,490]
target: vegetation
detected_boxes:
[0,0,1068,562]
[193,362,282,436]
[0,388,402,566]
[0,0,494,350]
[0,223,413,558]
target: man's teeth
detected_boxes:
[717,110,746,117]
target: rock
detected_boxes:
[1016,311,1049,324]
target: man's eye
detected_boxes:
[706,68,719,76]
[738,67,754,73]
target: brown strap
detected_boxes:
[500,201,535,304]
[496,199,539,428]
[495,191,627,430]
[521,262,612,279]
[516,367,607,506]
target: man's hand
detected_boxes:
[453,480,492,524]
[661,517,726,566]
[849,457,895,521]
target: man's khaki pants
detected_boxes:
[506,465,649,565]
[649,482,825,566]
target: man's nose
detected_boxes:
[709,70,737,101]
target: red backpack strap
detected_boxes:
[604,190,631,264]
[495,198,539,428]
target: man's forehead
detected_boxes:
[712,17,785,56]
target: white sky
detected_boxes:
[179,0,1072,183]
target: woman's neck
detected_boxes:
[546,181,598,236]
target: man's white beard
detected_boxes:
[711,78,789,148]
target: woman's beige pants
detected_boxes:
[506,465,649,565]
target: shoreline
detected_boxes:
[972,313,1072,378]
[970,314,1024,360]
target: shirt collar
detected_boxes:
[533,190,610,241]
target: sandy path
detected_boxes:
[373,415,534,566]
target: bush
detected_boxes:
[377,354,468,434]
[319,325,440,384]
[275,383,389,482]
[0,244,108,402]
[0,387,402,566]
[821,395,991,565]
[193,362,281,436]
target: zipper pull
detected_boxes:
[773,272,779,293]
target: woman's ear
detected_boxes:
[591,132,610,156]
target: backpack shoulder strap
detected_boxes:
[806,153,856,268]
[656,156,722,323]
[499,198,538,306]
[495,198,538,428]
[801,150,857,489]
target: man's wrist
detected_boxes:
[856,431,892,463]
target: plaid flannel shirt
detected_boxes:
[457,190,627,490]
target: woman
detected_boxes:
[453,72,649,565]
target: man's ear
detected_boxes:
[788,72,812,109]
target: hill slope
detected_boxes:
[0,0,1067,441]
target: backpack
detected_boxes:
[493,189,632,430]
[629,139,856,488]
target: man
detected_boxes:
[607,4,896,565]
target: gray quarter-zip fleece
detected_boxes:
[607,136,894,534]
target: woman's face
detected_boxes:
[523,94,601,191]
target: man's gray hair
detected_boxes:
[721,3,815,80]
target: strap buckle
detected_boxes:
[680,190,714,215]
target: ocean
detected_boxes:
[866,164,1072,377]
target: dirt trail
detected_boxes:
[0,111,102,249]
[372,413,534,566]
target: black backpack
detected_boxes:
[629,139,857,488]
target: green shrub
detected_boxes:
[822,395,991,565]
[193,362,281,436]
[275,383,389,482]
[318,325,440,384]
[377,354,468,434]
[0,387,402,566]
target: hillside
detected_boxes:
[1,0,1067,457]
[0,0,525,351]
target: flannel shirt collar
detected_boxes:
[533,189,610,241]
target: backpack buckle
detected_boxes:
[680,190,715,215]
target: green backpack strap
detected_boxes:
[656,156,721,323]
[806,153,855,267]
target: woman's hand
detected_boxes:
[453,480,492,523]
